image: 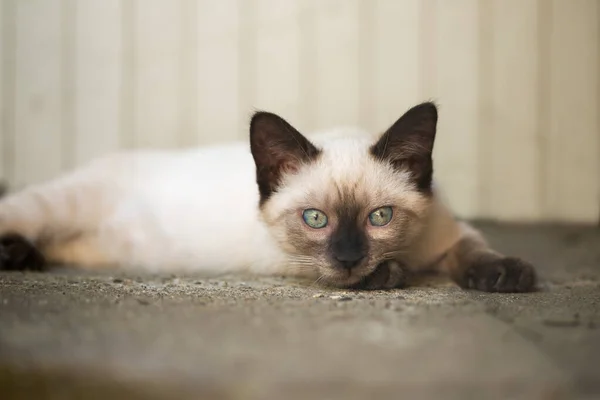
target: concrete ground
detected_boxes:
[0,222,599,400]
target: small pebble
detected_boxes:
[137,299,150,306]
[312,293,325,298]
[113,278,124,283]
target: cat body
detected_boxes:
[0,131,453,276]
[0,103,536,292]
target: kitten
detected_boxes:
[0,102,536,292]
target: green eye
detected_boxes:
[369,206,393,226]
[302,209,328,229]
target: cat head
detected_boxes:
[249,102,438,287]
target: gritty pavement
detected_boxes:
[0,222,599,400]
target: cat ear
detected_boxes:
[370,102,438,192]
[249,111,320,204]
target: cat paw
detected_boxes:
[463,256,536,293]
[354,260,407,290]
[0,233,46,271]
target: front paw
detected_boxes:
[354,260,407,290]
[0,233,46,271]
[463,256,536,293]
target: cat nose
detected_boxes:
[335,253,366,270]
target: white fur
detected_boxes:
[0,128,463,276]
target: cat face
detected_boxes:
[249,103,438,287]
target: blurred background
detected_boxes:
[0,0,598,223]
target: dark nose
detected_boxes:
[335,253,366,270]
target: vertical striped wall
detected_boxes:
[0,0,598,223]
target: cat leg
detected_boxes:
[441,222,537,292]
[0,173,112,271]
[42,235,117,269]
[0,190,59,271]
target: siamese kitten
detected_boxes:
[0,102,536,292]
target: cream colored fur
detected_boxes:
[0,128,466,279]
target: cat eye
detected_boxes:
[302,209,328,229]
[368,206,393,227]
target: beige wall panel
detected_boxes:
[372,0,421,132]
[14,0,64,187]
[254,0,302,131]
[74,0,122,165]
[197,0,240,144]
[313,0,360,130]
[545,0,599,222]
[481,0,541,221]
[0,0,7,184]
[430,0,481,219]
[133,0,183,148]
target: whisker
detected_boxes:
[288,262,315,268]
[288,256,314,262]
[380,249,409,259]
[309,274,326,288]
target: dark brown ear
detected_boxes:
[249,111,320,205]
[370,102,438,193]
